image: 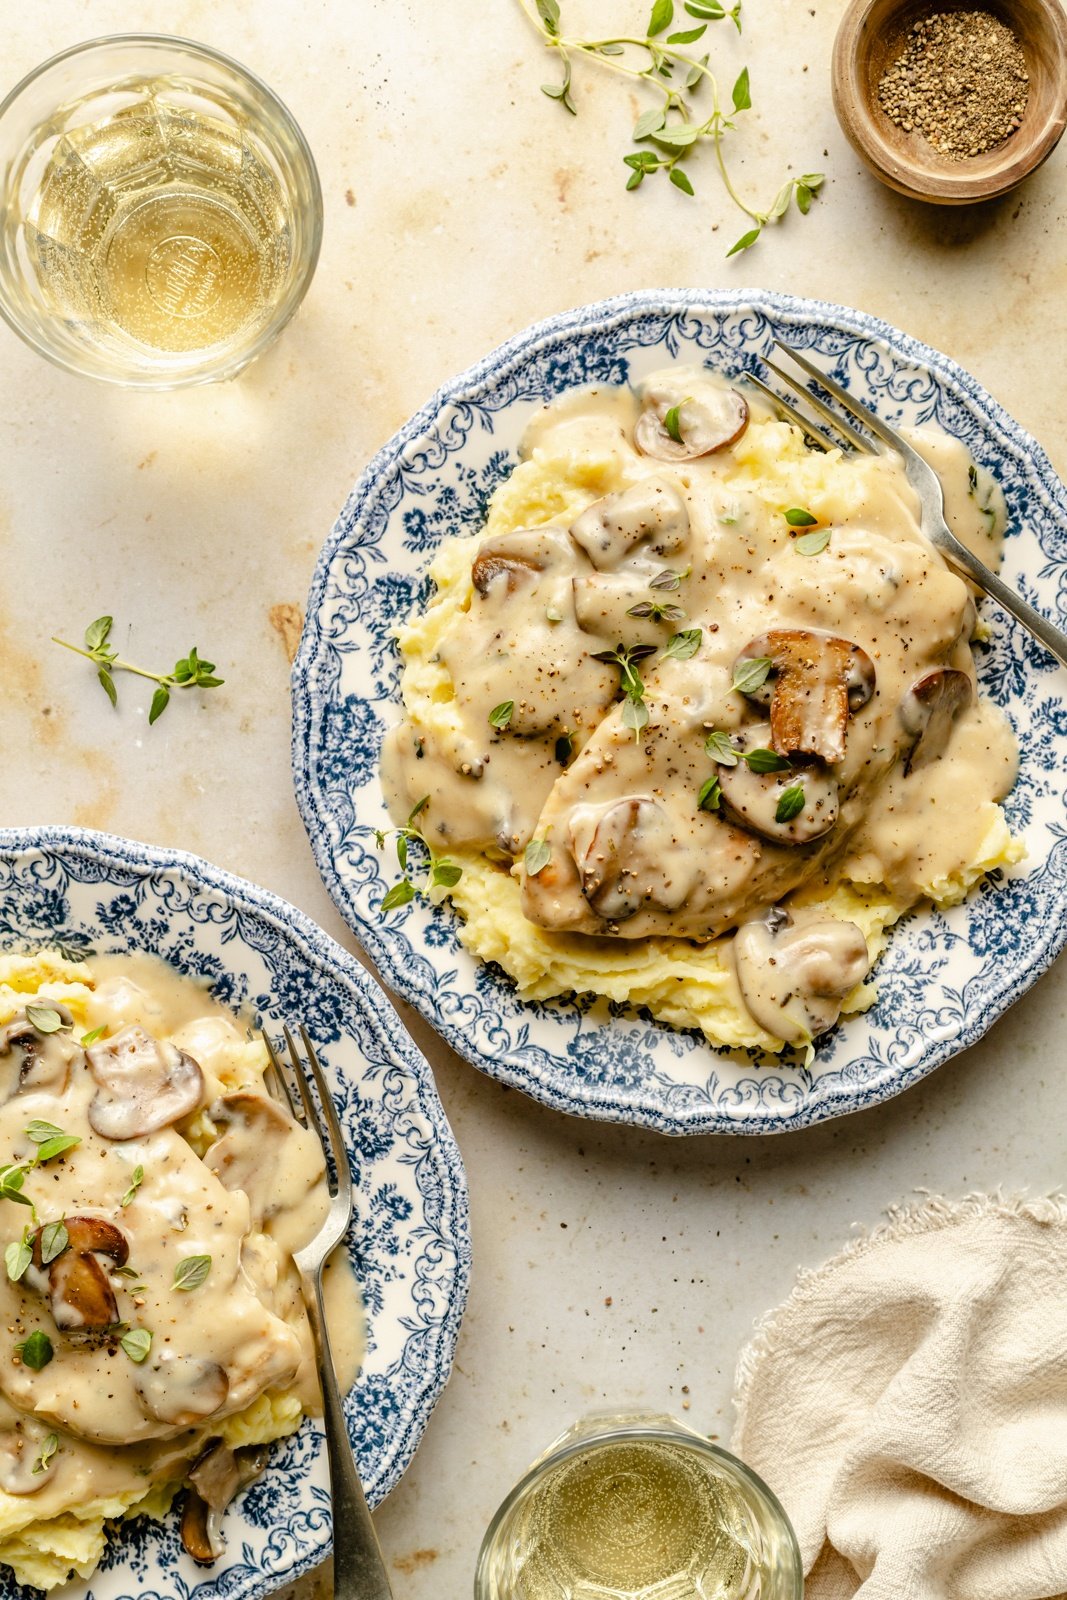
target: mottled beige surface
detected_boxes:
[3,2,1067,1596]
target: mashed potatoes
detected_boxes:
[382,372,1022,1053]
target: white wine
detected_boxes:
[491,1439,761,1599]
[27,94,291,355]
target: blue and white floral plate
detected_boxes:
[292,288,1067,1137]
[0,826,471,1600]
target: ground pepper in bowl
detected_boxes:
[878,10,1030,159]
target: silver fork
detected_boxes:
[263,1024,395,1600]
[750,340,1067,670]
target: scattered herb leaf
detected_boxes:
[704,730,739,766]
[39,1220,68,1266]
[775,783,806,823]
[794,527,831,555]
[80,1026,106,1046]
[649,566,690,591]
[173,1254,212,1292]
[626,599,686,623]
[732,656,773,695]
[784,506,818,527]
[698,774,723,812]
[121,1166,144,1208]
[663,402,687,443]
[525,838,553,876]
[662,628,702,661]
[16,1331,53,1370]
[32,1433,58,1475]
[555,732,573,765]
[744,747,792,773]
[5,1231,30,1283]
[120,1327,152,1364]
[25,1007,67,1036]
[489,700,515,730]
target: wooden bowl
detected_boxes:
[833,0,1067,204]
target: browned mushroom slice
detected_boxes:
[47,1252,119,1331]
[570,478,689,569]
[137,1353,230,1427]
[900,667,973,774]
[0,1420,60,1493]
[635,387,749,461]
[718,724,839,845]
[0,1006,76,1100]
[734,629,876,764]
[25,1215,129,1330]
[471,528,570,596]
[86,1026,204,1140]
[181,1439,271,1564]
[733,910,870,1045]
[567,797,700,922]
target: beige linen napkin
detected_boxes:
[732,1195,1067,1600]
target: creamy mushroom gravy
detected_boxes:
[0,953,362,1554]
[382,367,1019,1048]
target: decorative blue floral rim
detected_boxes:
[292,288,1067,1137]
[0,825,471,1600]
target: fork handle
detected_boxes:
[303,1268,395,1599]
[937,527,1067,670]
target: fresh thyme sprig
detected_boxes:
[52,616,224,725]
[518,0,824,254]
[376,797,463,914]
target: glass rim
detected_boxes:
[0,31,323,389]
[474,1420,804,1598]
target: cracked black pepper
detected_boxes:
[878,9,1029,160]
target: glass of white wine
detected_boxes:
[476,1413,803,1600]
[0,34,322,387]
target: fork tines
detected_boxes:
[750,341,883,457]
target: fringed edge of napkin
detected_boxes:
[732,1189,1067,1443]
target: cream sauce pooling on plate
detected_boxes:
[383,368,1018,1043]
[0,955,363,1519]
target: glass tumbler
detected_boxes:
[475,1412,803,1600]
[0,34,322,387]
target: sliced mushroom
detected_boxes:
[203,1091,316,1225]
[0,1005,76,1100]
[26,1214,130,1331]
[569,478,689,569]
[47,1253,119,1332]
[718,723,838,846]
[634,383,749,461]
[470,527,571,596]
[900,667,973,773]
[0,1419,60,1493]
[136,1353,230,1427]
[734,629,876,765]
[733,910,870,1045]
[85,1026,204,1140]
[181,1439,271,1564]
[567,796,700,923]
